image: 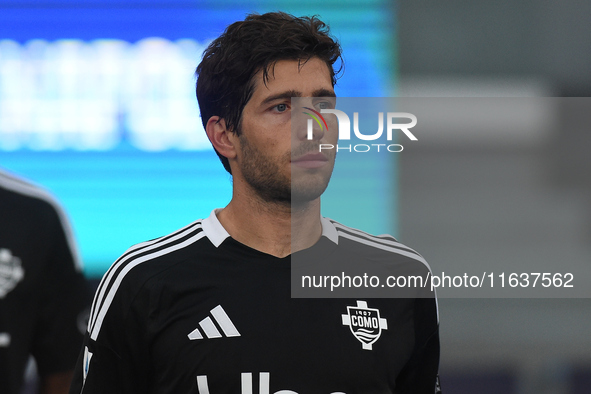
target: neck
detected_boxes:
[216,187,322,258]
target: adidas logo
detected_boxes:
[188,305,240,340]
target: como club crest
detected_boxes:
[0,248,24,298]
[341,301,388,350]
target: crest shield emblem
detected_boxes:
[342,301,388,350]
[0,248,24,298]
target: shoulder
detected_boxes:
[326,219,439,320]
[326,218,432,273]
[0,169,62,216]
[86,218,210,340]
[0,169,81,266]
[107,218,211,282]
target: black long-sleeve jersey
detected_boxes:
[0,169,89,394]
[72,210,440,394]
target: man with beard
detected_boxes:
[71,12,440,394]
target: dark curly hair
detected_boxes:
[195,12,343,174]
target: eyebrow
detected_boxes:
[260,88,336,106]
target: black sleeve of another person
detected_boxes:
[30,201,90,378]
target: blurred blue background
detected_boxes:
[0,0,396,278]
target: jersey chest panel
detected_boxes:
[139,251,416,394]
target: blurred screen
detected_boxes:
[0,0,396,278]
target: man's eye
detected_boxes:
[316,101,332,110]
[275,103,287,112]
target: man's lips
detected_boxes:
[291,153,329,168]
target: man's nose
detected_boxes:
[295,110,325,141]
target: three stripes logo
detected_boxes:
[303,107,328,140]
[188,305,240,340]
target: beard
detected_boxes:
[238,134,335,206]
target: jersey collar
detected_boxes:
[202,209,339,248]
[320,217,339,244]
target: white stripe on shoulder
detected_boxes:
[90,230,207,340]
[0,169,82,270]
[330,219,439,323]
[334,228,432,273]
[88,220,203,335]
[330,221,418,253]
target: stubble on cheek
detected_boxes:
[238,134,292,203]
[237,131,337,205]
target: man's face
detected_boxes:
[234,57,337,205]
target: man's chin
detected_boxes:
[290,184,330,206]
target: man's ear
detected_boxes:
[205,116,237,160]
